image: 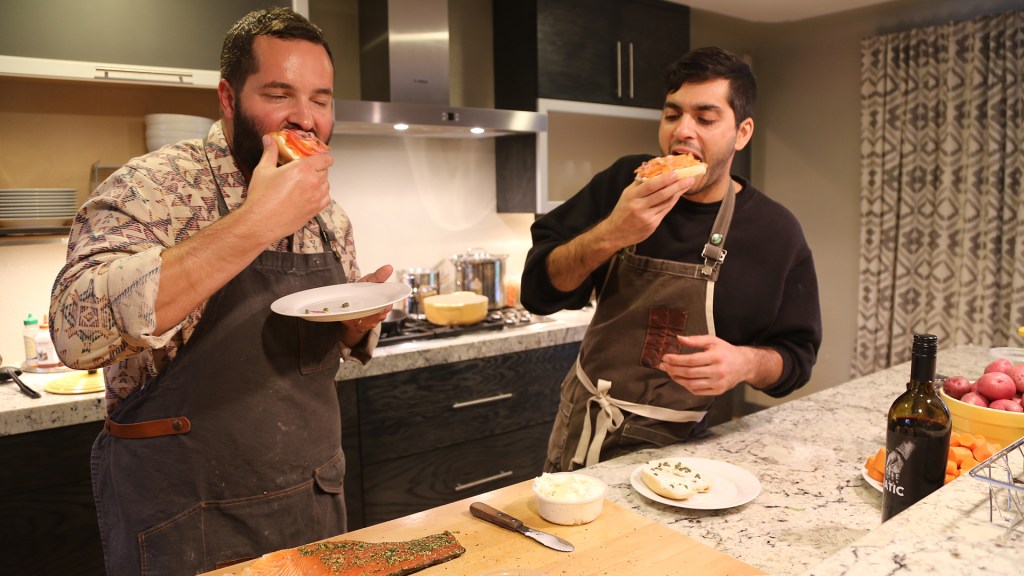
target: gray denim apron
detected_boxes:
[546,182,736,471]
[91,145,348,576]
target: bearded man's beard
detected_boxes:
[230,102,265,179]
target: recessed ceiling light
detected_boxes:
[470,127,485,135]
[394,123,410,131]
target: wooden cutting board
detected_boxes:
[203,479,763,576]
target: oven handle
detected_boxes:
[452,392,514,409]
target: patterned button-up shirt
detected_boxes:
[50,122,369,412]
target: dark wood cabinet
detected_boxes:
[340,342,581,529]
[494,0,690,110]
[0,421,105,576]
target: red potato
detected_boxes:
[976,372,1017,401]
[985,358,1015,374]
[989,398,1024,412]
[1006,364,1024,394]
[960,391,990,407]
[942,375,973,399]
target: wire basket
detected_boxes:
[969,435,1024,535]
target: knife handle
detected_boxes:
[470,502,523,531]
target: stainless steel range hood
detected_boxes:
[333,0,545,138]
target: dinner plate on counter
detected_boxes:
[271,282,411,322]
[630,457,761,510]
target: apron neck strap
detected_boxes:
[700,178,736,278]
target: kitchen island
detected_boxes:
[569,345,1024,575]
[209,345,1023,576]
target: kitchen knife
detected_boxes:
[469,502,574,552]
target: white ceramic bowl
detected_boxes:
[531,472,606,525]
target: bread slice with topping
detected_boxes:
[640,459,712,500]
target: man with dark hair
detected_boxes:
[521,47,822,471]
[50,8,389,574]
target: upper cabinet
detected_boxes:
[0,0,292,89]
[493,0,690,110]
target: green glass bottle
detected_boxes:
[881,333,951,521]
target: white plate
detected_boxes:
[271,282,411,322]
[861,466,882,492]
[630,457,761,510]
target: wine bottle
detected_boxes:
[881,333,951,521]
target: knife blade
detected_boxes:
[469,502,574,552]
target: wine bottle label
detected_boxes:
[882,431,947,520]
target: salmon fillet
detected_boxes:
[235,531,466,576]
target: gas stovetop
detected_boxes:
[378,308,538,346]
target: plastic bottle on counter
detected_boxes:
[881,333,951,521]
[23,313,39,366]
[33,314,62,369]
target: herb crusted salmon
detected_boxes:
[235,531,466,576]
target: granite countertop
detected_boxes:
[579,345,1024,575]
[0,308,592,437]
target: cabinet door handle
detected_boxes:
[454,470,514,492]
[94,66,194,85]
[452,392,514,409]
[628,42,635,99]
[616,41,623,99]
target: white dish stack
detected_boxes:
[145,114,215,152]
[0,188,78,229]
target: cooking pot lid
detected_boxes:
[451,247,508,262]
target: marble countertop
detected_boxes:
[578,345,1024,575]
[0,308,592,437]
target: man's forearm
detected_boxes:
[742,346,784,390]
[546,221,623,293]
[155,210,277,335]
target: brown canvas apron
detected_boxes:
[91,146,348,576]
[546,182,736,472]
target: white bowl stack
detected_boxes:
[0,188,78,229]
[145,114,215,152]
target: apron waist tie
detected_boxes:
[104,416,191,439]
[572,357,706,469]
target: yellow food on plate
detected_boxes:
[640,459,712,500]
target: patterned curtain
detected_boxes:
[854,11,1024,377]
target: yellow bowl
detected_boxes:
[940,389,1024,449]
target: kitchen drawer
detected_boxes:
[360,422,552,526]
[357,342,578,463]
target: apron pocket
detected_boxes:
[298,318,344,375]
[313,449,346,494]
[138,476,345,576]
[640,306,688,369]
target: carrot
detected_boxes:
[871,447,886,476]
[957,432,976,449]
[949,446,973,465]
[945,460,958,475]
[960,457,979,471]
[972,442,996,463]
[944,473,956,485]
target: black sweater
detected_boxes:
[521,154,822,398]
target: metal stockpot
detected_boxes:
[449,248,508,310]
[401,267,440,319]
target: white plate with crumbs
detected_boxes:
[271,282,411,322]
[630,457,761,510]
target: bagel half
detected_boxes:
[268,129,331,165]
[640,459,713,500]
[634,153,707,181]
